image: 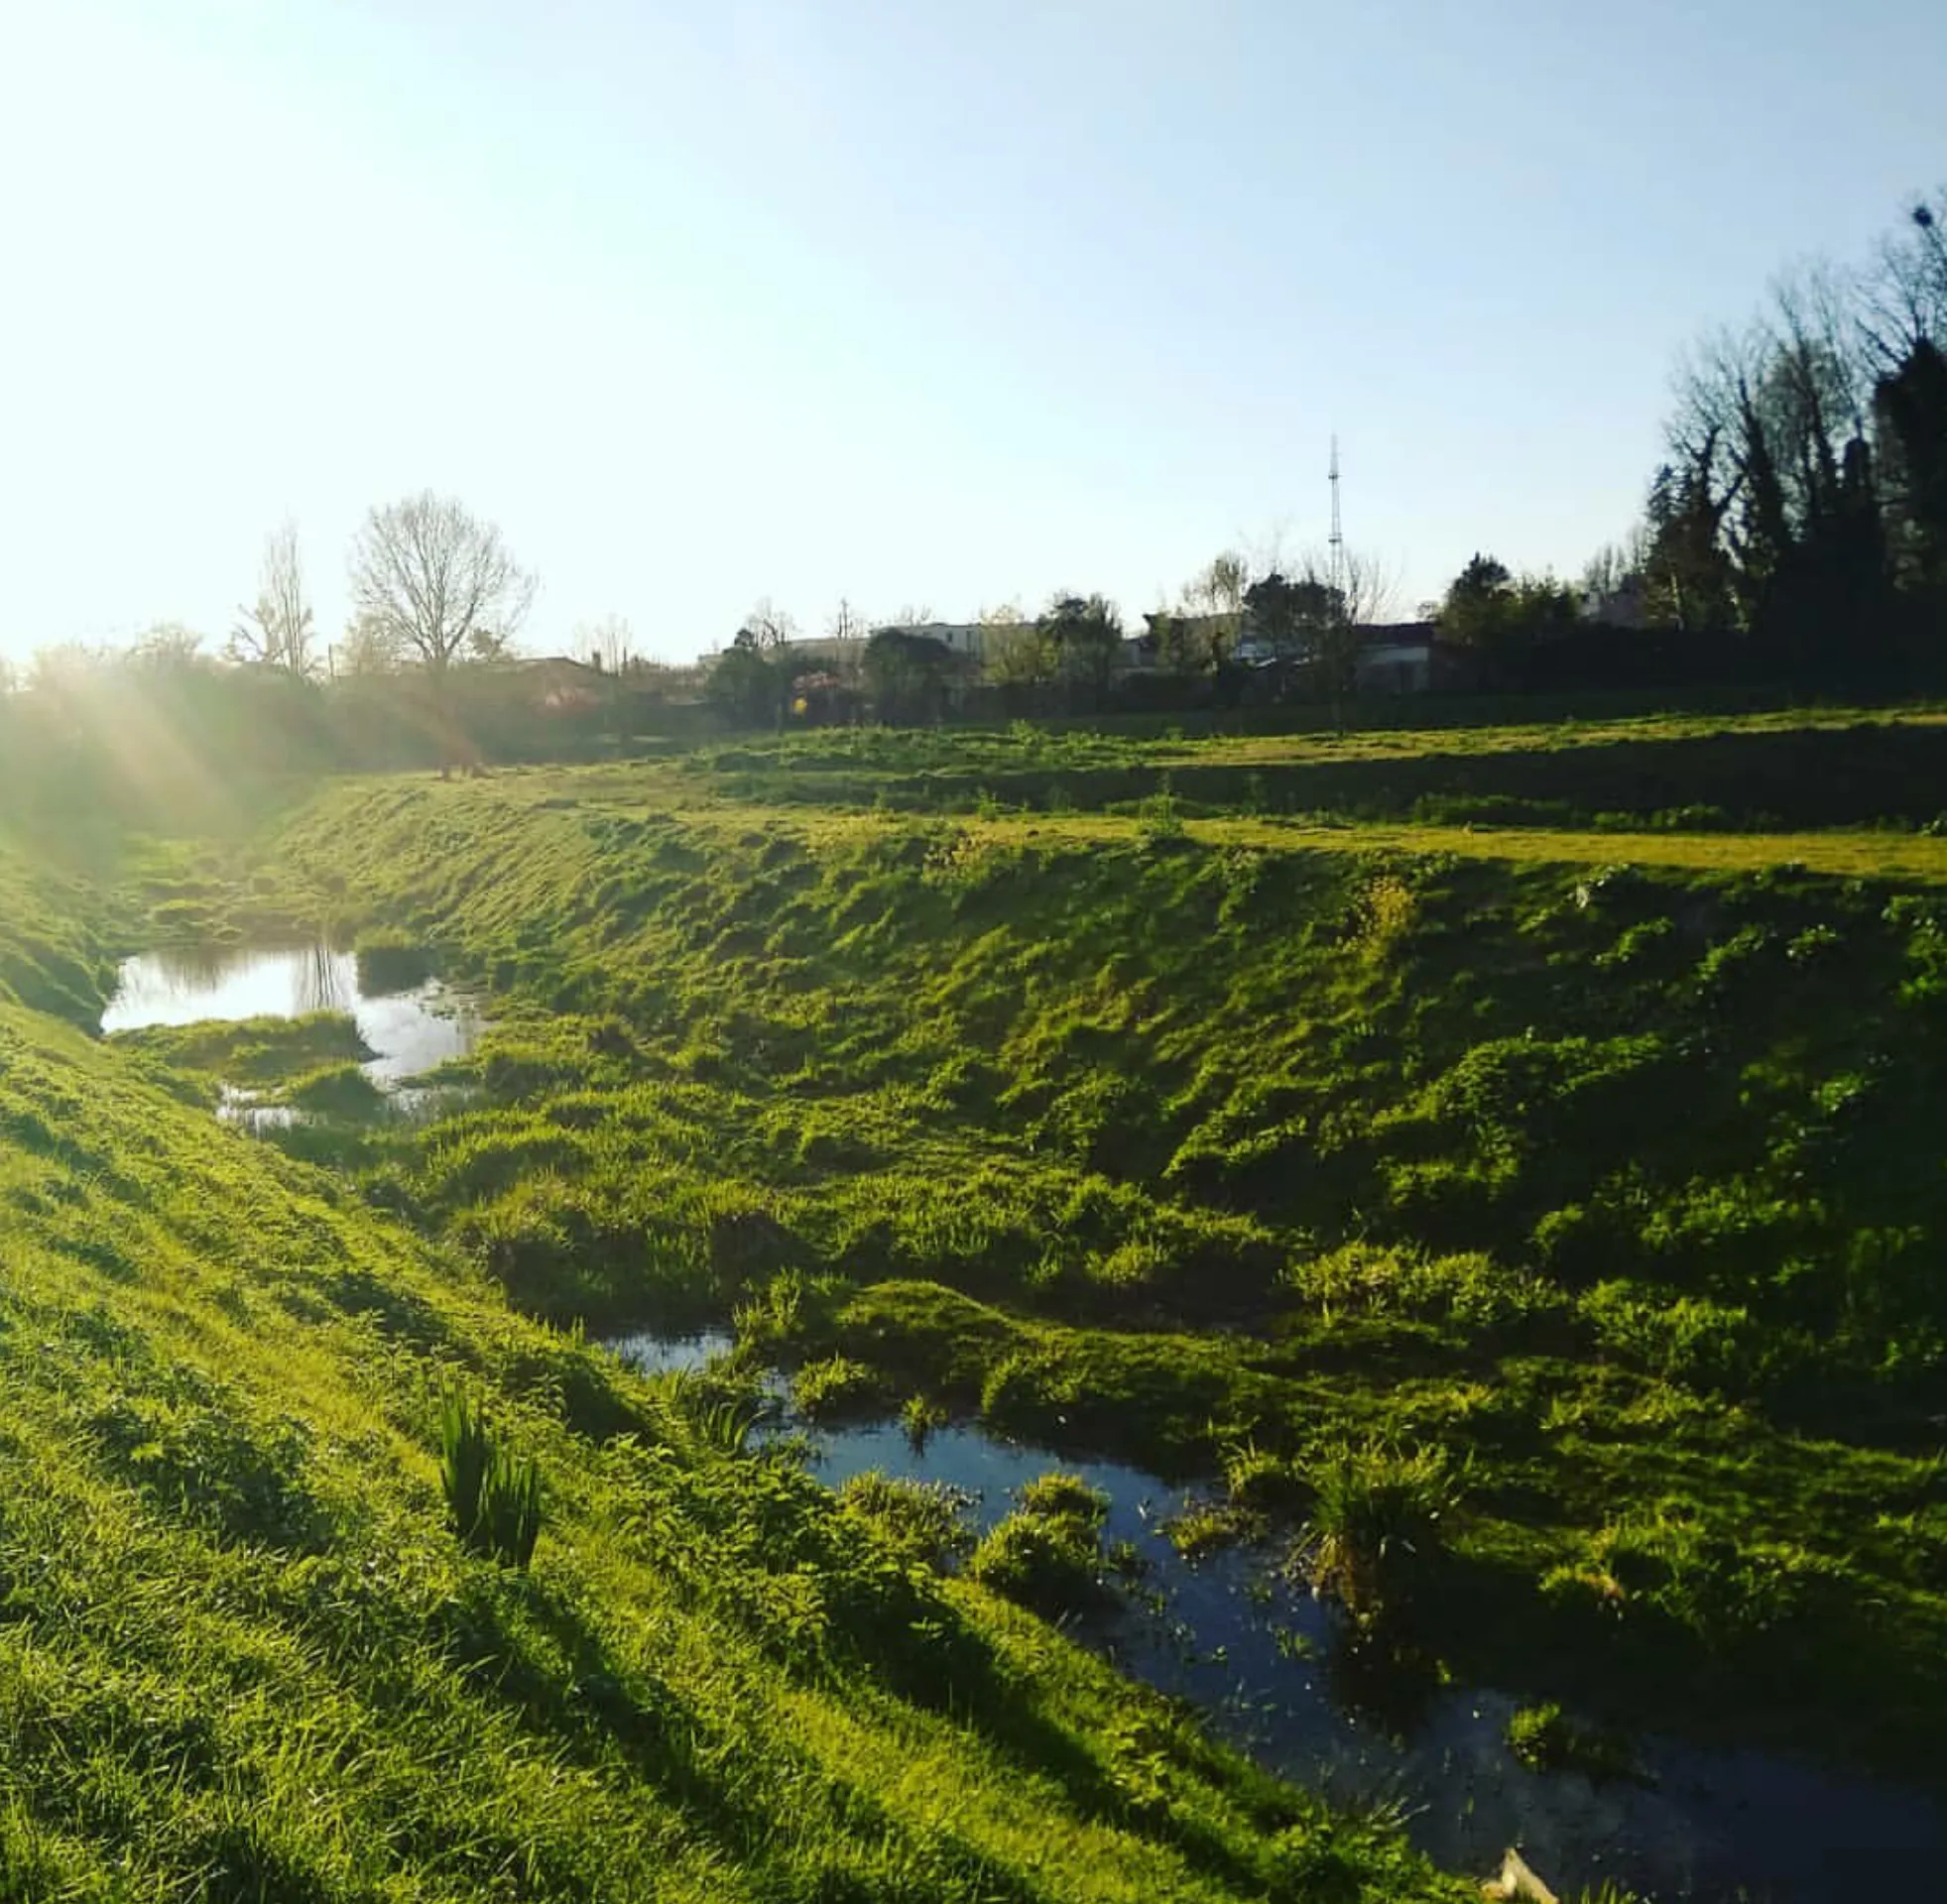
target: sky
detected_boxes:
[0,0,1941,667]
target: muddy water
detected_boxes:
[607,1330,1947,1902]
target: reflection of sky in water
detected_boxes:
[101,944,484,1086]
[606,1329,1947,1903]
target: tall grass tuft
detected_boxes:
[1300,1440,1459,1625]
[439,1385,544,1568]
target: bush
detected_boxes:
[439,1386,544,1569]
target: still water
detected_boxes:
[101,942,484,1104]
[609,1330,1947,1903]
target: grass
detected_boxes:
[1300,1442,1462,1627]
[0,842,1464,1901]
[967,1473,1119,1616]
[111,1009,376,1084]
[18,700,1947,1892]
[237,752,1947,1791]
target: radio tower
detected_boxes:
[1327,435,1345,604]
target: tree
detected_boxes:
[575,615,634,673]
[1036,594,1122,709]
[1177,551,1249,667]
[981,605,1054,693]
[339,611,405,677]
[708,626,789,728]
[231,520,316,674]
[1435,554,1514,648]
[827,598,869,645]
[349,492,537,674]
[1146,609,1206,674]
[741,598,797,650]
[1435,556,1577,674]
[863,627,952,724]
[126,623,208,670]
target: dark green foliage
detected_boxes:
[440,1385,545,1568]
[1300,1443,1460,1626]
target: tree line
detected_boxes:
[1438,191,1947,689]
[7,190,1942,760]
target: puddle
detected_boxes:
[607,1332,1947,1903]
[102,942,485,1119]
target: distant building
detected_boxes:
[1353,623,1441,693]
[870,622,988,662]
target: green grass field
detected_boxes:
[10,698,1947,1898]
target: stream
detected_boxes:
[615,1328,1947,1904]
[90,935,1945,1901]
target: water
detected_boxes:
[603,1328,737,1377]
[606,1332,1947,1902]
[101,942,485,1117]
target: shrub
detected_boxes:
[439,1386,544,1569]
[1300,1441,1459,1624]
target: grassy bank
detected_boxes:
[243,765,1947,1786]
[0,843,1462,1900]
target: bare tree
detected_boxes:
[231,520,316,674]
[741,597,797,649]
[1861,191,1947,369]
[574,615,634,673]
[826,598,868,644]
[127,622,208,670]
[349,492,537,673]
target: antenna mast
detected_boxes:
[1327,435,1344,603]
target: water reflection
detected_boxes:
[102,943,485,1097]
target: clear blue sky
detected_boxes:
[1,0,1940,664]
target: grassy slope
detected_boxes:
[261,766,1947,1780]
[681,704,1947,833]
[0,857,1457,1900]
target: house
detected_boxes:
[506,654,613,713]
[1353,623,1441,693]
[870,622,988,663]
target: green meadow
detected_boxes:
[10,699,1947,1897]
